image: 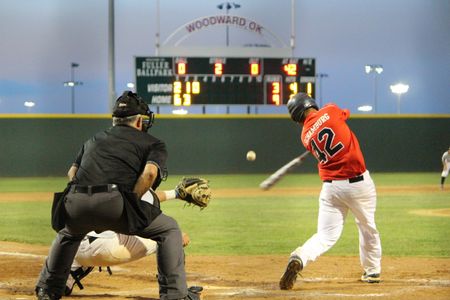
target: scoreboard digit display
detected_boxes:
[135,56,315,106]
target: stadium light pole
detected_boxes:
[390,83,409,114]
[108,0,116,112]
[63,63,83,114]
[316,73,329,107]
[217,2,241,46]
[365,64,383,113]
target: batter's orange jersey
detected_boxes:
[301,103,366,181]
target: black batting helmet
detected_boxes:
[112,91,154,131]
[287,93,319,123]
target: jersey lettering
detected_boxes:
[311,127,344,163]
[311,139,327,163]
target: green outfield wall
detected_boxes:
[0,115,448,177]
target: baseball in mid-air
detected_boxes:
[246,150,256,161]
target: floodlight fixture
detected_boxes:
[390,83,410,114]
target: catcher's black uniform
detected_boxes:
[36,92,192,300]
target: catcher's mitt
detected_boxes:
[175,177,211,209]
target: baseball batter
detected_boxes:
[440,147,450,190]
[280,93,382,290]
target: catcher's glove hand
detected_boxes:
[175,177,211,209]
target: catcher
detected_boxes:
[65,177,211,296]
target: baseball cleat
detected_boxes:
[35,287,61,300]
[360,272,381,283]
[279,258,303,290]
[183,286,203,300]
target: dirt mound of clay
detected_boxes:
[0,241,449,300]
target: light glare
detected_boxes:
[358,105,373,112]
[172,108,188,115]
[390,83,409,94]
[365,64,383,74]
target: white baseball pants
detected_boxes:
[291,170,382,275]
[73,231,157,268]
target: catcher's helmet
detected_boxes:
[112,91,154,131]
[287,93,319,123]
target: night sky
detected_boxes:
[0,0,449,114]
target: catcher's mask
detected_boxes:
[112,91,154,132]
[287,92,319,123]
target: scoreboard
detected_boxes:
[135,56,315,106]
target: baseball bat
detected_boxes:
[259,151,310,190]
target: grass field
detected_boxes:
[0,173,448,258]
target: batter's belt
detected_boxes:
[323,175,364,183]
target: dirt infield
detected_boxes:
[0,241,449,300]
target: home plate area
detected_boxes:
[0,243,449,300]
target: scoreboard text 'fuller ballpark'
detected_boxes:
[135,56,316,106]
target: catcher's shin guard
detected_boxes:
[279,258,303,290]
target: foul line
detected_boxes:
[0,251,45,259]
